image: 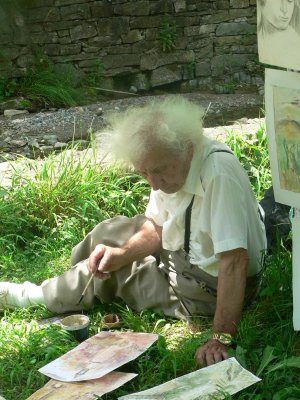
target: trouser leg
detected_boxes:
[42,215,183,316]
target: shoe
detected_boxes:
[0,281,44,310]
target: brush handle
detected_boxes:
[81,272,95,297]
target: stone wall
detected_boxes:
[0,0,262,94]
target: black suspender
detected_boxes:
[183,149,233,256]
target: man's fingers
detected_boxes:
[88,245,106,273]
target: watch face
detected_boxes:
[212,333,233,345]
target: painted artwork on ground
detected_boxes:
[118,358,261,400]
[26,372,137,400]
[39,332,158,382]
[257,0,300,71]
[265,69,300,207]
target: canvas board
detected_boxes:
[265,68,300,208]
[39,332,158,382]
[257,0,300,71]
[26,372,137,400]
[118,357,261,400]
[292,209,300,330]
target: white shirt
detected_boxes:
[145,136,267,277]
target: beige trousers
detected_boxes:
[42,215,260,319]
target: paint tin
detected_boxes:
[60,314,90,341]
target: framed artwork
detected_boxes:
[257,0,300,71]
[265,68,300,208]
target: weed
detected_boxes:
[159,16,177,52]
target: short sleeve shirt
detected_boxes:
[145,136,266,277]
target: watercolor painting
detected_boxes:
[26,372,137,400]
[265,69,300,208]
[118,358,260,400]
[257,0,300,71]
[27,372,137,400]
[39,332,158,382]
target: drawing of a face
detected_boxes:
[262,0,295,30]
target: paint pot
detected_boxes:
[101,313,121,329]
[60,314,90,341]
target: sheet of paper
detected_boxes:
[257,0,300,71]
[118,357,261,400]
[39,332,158,382]
[265,69,300,208]
[292,209,300,330]
[26,371,137,400]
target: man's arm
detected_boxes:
[88,218,162,279]
[195,248,248,365]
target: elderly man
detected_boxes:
[0,97,266,366]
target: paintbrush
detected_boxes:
[78,272,95,305]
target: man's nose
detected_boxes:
[147,174,161,190]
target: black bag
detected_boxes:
[259,186,292,252]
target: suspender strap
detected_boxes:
[184,149,233,257]
[184,195,195,254]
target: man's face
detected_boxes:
[133,144,193,194]
[263,0,295,30]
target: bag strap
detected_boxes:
[184,149,233,256]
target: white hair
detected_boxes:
[105,96,204,164]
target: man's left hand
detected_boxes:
[195,339,229,366]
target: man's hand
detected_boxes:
[88,244,125,280]
[195,339,229,366]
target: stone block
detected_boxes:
[141,50,194,70]
[60,43,82,55]
[202,11,232,24]
[97,17,130,37]
[44,20,78,31]
[27,7,60,23]
[102,54,140,69]
[122,30,144,44]
[150,65,182,87]
[60,4,91,20]
[31,31,58,44]
[185,24,216,36]
[149,0,173,14]
[175,16,200,27]
[187,37,211,50]
[216,22,256,36]
[130,15,162,29]
[194,43,213,60]
[211,54,252,76]
[59,36,72,44]
[16,54,36,68]
[174,0,186,13]
[230,0,249,7]
[57,29,69,37]
[70,23,97,40]
[91,2,113,18]
[216,0,229,9]
[45,44,60,55]
[114,2,150,16]
[107,45,132,54]
[195,62,211,77]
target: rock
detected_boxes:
[129,86,138,94]
[96,107,103,116]
[9,139,27,147]
[40,146,54,156]
[28,139,40,149]
[3,109,30,119]
[43,134,58,145]
[0,97,33,113]
[54,142,68,149]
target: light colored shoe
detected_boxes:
[0,281,44,310]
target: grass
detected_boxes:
[0,124,300,399]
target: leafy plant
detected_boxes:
[159,16,177,52]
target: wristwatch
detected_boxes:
[211,332,233,346]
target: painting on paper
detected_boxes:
[119,358,261,400]
[26,372,137,400]
[257,0,300,71]
[39,332,158,382]
[265,69,300,208]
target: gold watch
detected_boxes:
[211,332,233,346]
